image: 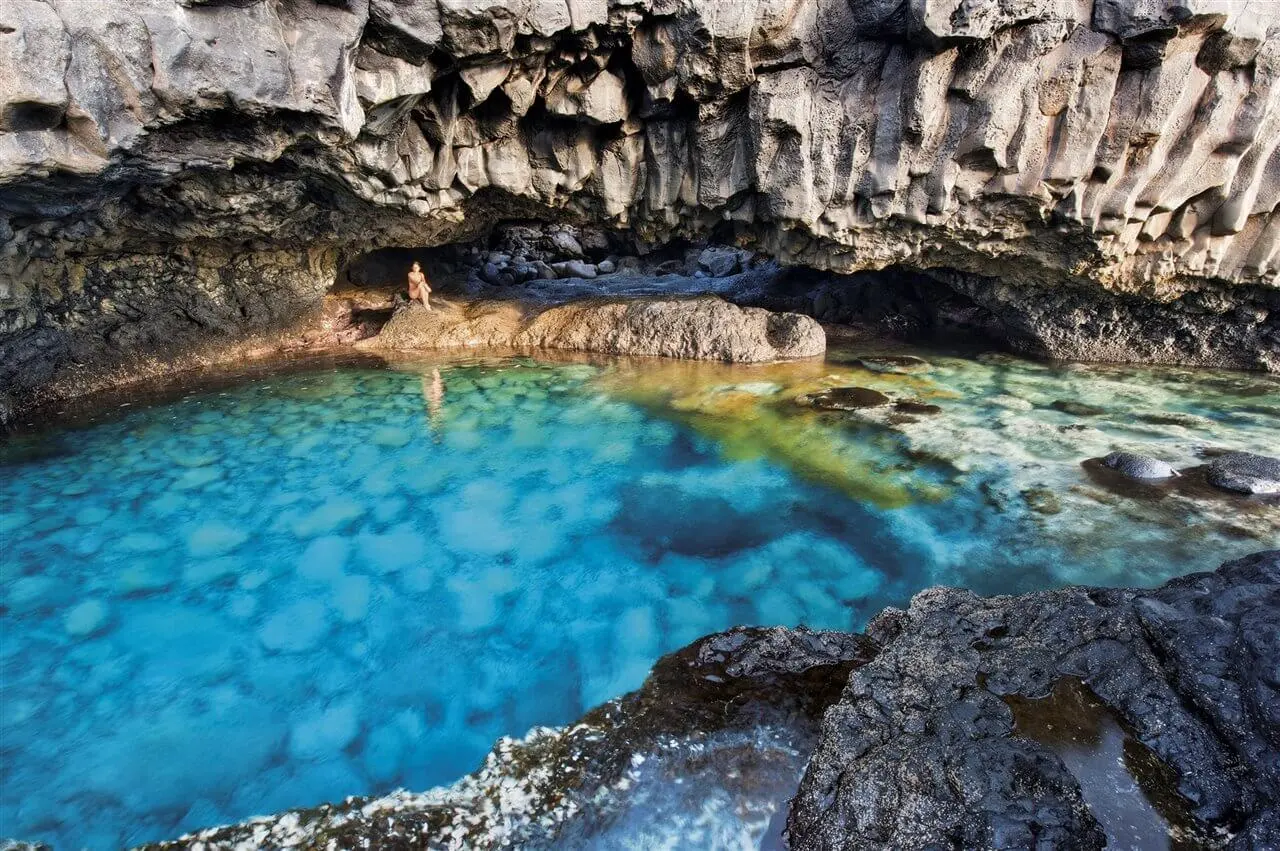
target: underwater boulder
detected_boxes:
[1051,400,1106,417]
[1206,451,1280,495]
[799,387,892,410]
[1102,451,1180,480]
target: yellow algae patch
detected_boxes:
[591,357,955,508]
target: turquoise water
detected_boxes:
[1,351,1276,849]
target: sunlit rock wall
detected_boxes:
[1,0,1278,399]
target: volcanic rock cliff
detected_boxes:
[2,0,1279,409]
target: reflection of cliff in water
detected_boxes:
[1006,680,1216,850]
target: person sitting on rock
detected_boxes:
[407,261,432,311]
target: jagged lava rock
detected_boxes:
[787,550,1280,850]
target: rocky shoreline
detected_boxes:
[4,0,1280,417]
[7,224,1276,428]
[108,550,1278,851]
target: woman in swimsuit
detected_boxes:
[407,261,432,310]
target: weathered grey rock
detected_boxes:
[1102,451,1180,480]
[549,230,584,258]
[2,0,1280,415]
[697,246,746,278]
[596,258,616,274]
[1206,451,1280,495]
[551,260,597,279]
[370,295,825,363]
[788,549,1280,850]
[517,298,824,362]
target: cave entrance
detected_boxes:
[331,224,1027,357]
[334,245,460,295]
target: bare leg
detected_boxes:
[420,290,432,311]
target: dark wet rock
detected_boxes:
[697,247,747,278]
[1135,411,1209,427]
[551,260,597,280]
[1206,451,1280,495]
[893,400,942,416]
[1051,400,1106,417]
[788,550,1280,851]
[799,387,892,411]
[1020,486,1062,515]
[1102,451,1180,480]
[549,231,584,258]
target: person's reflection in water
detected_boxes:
[422,367,445,441]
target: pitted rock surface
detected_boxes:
[370,294,826,362]
[1101,451,1180,480]
[787,549,1280,850]
[1206,451,1280,495]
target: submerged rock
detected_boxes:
[63,599,112,637]
[893,399,942,416]
[1206,451,1280,495]
[798,387,892,410]
[852,355,931,374]
[138,551,1280,851]
[1101,451,1180,480]
[1051,400,1106,417]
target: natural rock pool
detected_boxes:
[2,346,1277,849]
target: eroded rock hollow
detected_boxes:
[2,0,1279,412]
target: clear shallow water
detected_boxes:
[1,349,1276,849]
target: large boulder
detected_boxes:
[788,550,1280,850]
[515,297,825,362]
[1102,451,1180,480]
[1206,451,1280,495]
[368,295,826,363]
